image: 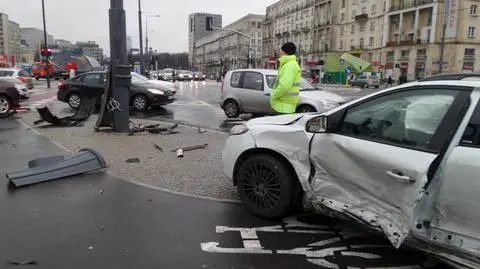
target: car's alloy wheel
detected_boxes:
[0,96,11,116]
[133,95,148,111]
[236,154,295,219]
[224,100,240,118]
[68,94,81,109]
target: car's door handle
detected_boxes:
[265,93,271,96]
[386,170,416,184]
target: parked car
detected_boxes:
[222,79,480,269]
[0,68,34,89]
[131,72,177,94]
[350,75,380,88]
[13,83,30,100]
[57,71,175,111]
[176,70,193,81]
[193,71,206,81]
[0,80,21,117]
[220,69,346,118]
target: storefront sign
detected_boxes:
[463,62,474,71]
[400,62,409,69]
[415,63,425,69]
[445,0,459,38]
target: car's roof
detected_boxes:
[419,73,480,81]
[387,80,480,91]
[228,69,278,75]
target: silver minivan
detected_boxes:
[220,69,346,118]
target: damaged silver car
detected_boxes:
[222,80,480,268]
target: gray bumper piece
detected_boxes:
[6,148,107,187]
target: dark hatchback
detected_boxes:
[57,71,175,111]
[0,80,21,117]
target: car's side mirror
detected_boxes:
[306,115,328,133]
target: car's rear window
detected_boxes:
[0,70,14,76]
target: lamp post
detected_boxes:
[145,15,160,54]
[41,0,50,89]
[138,0,144,74]
[212,26,254,69]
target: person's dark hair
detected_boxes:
[281,42,296,55]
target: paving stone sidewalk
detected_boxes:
[18,110,239,201]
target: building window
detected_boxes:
[362,7,366,14]
[370,21,375,31]
[372,4,377,14]
[369,36,374,46]
[360,23,365,32]
[360,38,365,49]
[341,13,345,21]
[352,10,356,19]
[465,48,476,58]
[471,5,478,16]
[351,24,355,33]
[190,18,193,32]
[368,52,373,61]
[342,0,346,8]
[340,26,344,36]
[340,40,344,50]
[384,1,386,11]
[468,26,476,38]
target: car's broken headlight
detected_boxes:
[229,124,249,135]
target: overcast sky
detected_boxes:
[1,0,276,55]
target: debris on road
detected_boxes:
[128,121,178,136]
[7,260,38,266]
[33,97,96,127]
[170,143,208,153]
[176,149,184,158]
[153,144,163,152]
[6,148,106,188]
[126,158,140,163]
[198,127,206,133]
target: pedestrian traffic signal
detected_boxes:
[40,47,52,57]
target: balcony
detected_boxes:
[389,0,436,12]
[416,55,427,61]
[386,55,395,62]
[464,54,476,61]
[398,55,410,61]
[355,13,369,21]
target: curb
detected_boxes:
[17,119,241,204]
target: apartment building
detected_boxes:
[21,27,54,50]
[76,41,104,62]
[193,14,265,76]
[263,0,323,69]
[188,13,222,68]
[0,13,22,66]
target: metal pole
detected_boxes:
[248,38,252,69]
[41,0,50,89]
[138,0,144,74]
[438,0,449,74]
[145,17,149,54]
[109,0,130,132]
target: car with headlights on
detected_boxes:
[57,71,175,111]
[131,72,177,94]
[220,69,346,118]
[222,79,480,269]
[193,71,206,81]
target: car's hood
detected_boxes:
[247,114,306,126]
[300,90,345,103]
[148,80,174,87]
[139,82,169,91]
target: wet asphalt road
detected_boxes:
[0,118,453,269]
[24,80,381,133]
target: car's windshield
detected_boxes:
[0,70,14,77]
[266,75,319,91]
[132,74,149,85]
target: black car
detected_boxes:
[193,72,206,81]
[0,80,21,117]
[57,71,175,111]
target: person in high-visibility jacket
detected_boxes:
[270,42,302,114]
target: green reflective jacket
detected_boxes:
[270,55,301,113]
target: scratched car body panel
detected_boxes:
[222,80,480,268]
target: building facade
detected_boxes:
[194,14,265,76]
[76,41,104,61]
[21,27,54,50]
[262,0,480,79]
[0,13,22,66]
[188,13,222,68]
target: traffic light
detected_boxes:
[40,47,52,57]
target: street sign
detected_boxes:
[340,59,345,65]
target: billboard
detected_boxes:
[445,0,459,38]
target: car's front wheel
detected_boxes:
[236,154,296,219]
[0,95,11,117]
[132,94,148,111]
[223,99,240,118]
[67,93,81,109]
[296,104,317,113]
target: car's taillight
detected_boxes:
[17,76,27,84]
[58,82,66,90]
